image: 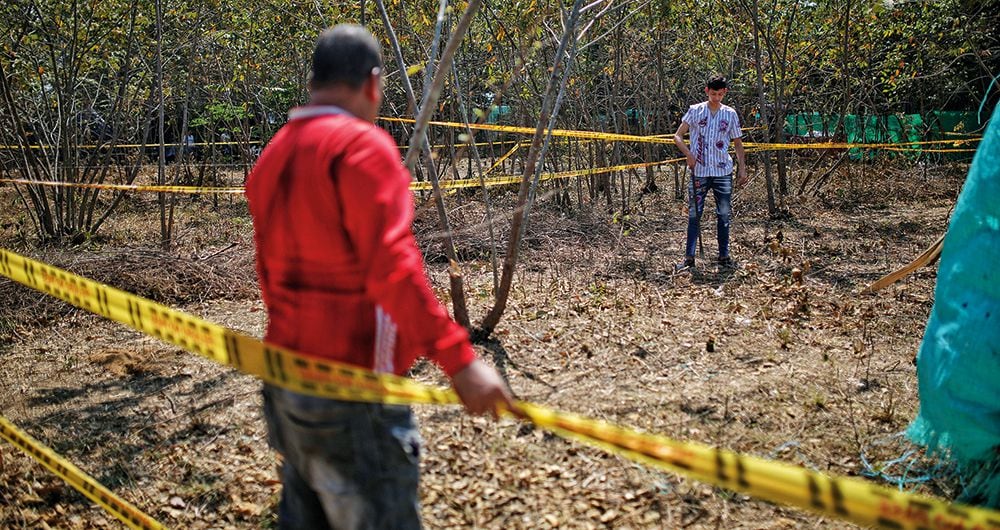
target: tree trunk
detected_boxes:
[745,0,777,215]
[451,71,500,293]
[395,0,484,328]
[156,0,169,248]
[480,0,585,335]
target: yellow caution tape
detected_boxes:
[0,141,260,150]
[0,415,167,530]
[0,178,245,195]
[881,147,978,153]
[411,157,684,192]
[0,120,979,152]
[381,116,984,151]
[485,142,522,175]
[382,117,679,144]
[2,248,1000,529]
[1,157,682,195]
[518,404,1000,530]
[0,248,457,406]
[0,140,975,198]
[395,139,523,150]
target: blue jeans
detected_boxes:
[684,173,732,258]
[262,385,422,530]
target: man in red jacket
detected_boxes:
[246,24,514,529]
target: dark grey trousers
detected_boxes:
[262,385,422,530]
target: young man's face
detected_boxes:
[705,87,728,104]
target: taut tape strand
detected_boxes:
[517,404,1000,530]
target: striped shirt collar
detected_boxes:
[692,101,735,118]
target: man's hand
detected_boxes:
[686,153,697,170]
[736,167,748,189]
[451,359,517,419]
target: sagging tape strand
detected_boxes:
[0,248,458,406]
[1,157,681,195]
[0,416,167,530]
[0,178,245,195]
[2,248,999,530]
[381,117,984,150]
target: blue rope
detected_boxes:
[859,432,949,492]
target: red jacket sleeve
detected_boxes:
[333,127,476,376]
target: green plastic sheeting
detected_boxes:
[784,111,983,160]
[486,104,511,124]
[907,103,1000,508]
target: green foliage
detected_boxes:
[0,0,996,244]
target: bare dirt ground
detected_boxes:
[0,160,967,529]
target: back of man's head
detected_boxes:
[311,24,383,90]
[706,75,728,90]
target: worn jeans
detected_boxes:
[684,173,732,258]
[262,384,422,530]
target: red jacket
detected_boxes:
[246,106,475,377]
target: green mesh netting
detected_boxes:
[784,111,980,160]
[907,103,1000,508]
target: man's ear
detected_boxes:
[364,73,380,103]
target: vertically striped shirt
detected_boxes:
[682,102,743,177]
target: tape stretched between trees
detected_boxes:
[380,116,984,150]
[0,416,167,530]
[395,139,523,150]
[382,117,688,144]
[0,140,978,197]
[882,147,978,153]
[409,157,682,192]
[0,157,681,195]
[2,248,999,530]
[0,178,245,194]
[0,141,261,150]
[0,118,980,152]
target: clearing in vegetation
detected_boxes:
[0,159,968,529]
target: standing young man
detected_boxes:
[246,25,514,529]
[672,75,748,271]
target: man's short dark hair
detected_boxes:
[311,24,383,89]
[706,75,728,90]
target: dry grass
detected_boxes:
[0,158,968,528]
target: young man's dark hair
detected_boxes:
[310,24,384,89]
[706,75,728,90]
